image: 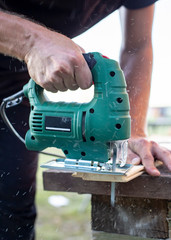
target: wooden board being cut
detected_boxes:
[73,161,162,182]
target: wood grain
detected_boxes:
[91,195,169,239]
[43,164,171,200]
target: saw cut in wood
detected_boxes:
[72,161,162,182]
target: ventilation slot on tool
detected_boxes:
[32,113,43,132]
[82,111,86,142]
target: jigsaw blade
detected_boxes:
[110,140,128,206]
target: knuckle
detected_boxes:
[40,80,57,92]
[131,138,148,150]
[53,61,71,75]
[79,75,92,90]
[41,81,50,90]
[69,52,80,64]
[69,52,86,71]
[143,154,150,160]
[50,73,60,83]
[55,65,67,75]
[50,74,64,88]
[80,81,91,89]
[150,140,158,148]
[143,153,153,162]
[138,138,148,146]
[161,149,170,158]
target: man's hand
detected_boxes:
[127,137,171,176]
[24,31,92,93]
[0,11,92,93]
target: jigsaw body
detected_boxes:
[23,52,130,164]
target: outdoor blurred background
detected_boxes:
[36,0,171,239]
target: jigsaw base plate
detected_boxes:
[41,158,133,176]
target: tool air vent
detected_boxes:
[31,113,43,132]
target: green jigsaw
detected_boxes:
[0,52,131,205]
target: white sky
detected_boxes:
[72,0,171,107]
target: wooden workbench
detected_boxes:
[43,164,171,239]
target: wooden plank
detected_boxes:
[73,161,162,183]
[43,164,171,200]
[91,195,169,239]
[92,231,169,240]
[43,170,111,195]
[73,170,144,182]
[42,162,171,239]
[168,201,171,239]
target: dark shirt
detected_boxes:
[0,0,158,38]
[0,0,158,99]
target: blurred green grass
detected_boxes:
[35,152,92,240]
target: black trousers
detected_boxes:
[0,102,38,240]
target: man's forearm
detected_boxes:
[0,10,92,92]
[120,43,153,137]
[0,10,47,60]
[119,6,171,175]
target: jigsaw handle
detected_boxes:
[23,52,127,104]
[23,52,96,102]
[83,53,97,70]
[23,52,96,100]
